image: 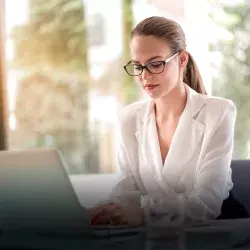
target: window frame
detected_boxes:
[0,0,8,150]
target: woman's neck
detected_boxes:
[154,83,187,123]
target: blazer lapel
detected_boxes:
[161,85,206,191]
[135,100,163,183]
[135,84,207,193]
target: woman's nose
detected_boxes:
[141,68,152,80]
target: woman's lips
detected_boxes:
[144,84,159,91]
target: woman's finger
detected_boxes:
[89,203,124,225]
[90,207,108,221]
[91,202,121,218]
[92,212,114,225]
[91,207,124,225]
[90,205,116,223]
[89,203,108,215]
[89,203,112,218]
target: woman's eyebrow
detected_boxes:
[130,56,163,64]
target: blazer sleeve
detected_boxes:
[143,102,237,225]
[107,115,142,208]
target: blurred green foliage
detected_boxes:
[209,2,250,158]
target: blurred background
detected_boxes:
[1,0,250,176]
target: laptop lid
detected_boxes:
[0,148,91,235]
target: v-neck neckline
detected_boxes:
[152,112,175,169]
[151,100,189,169]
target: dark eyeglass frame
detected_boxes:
[123,52,179,76]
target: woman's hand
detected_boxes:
[89,202,124,225]
[89,202,144,227]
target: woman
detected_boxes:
[90,16,238,227]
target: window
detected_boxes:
[1,0,250,178]
[88,13,105,46]
[0,0,7,150]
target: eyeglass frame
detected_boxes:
[123,51,180,76]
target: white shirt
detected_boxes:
[109,84,236,225]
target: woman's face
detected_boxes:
[129,35,187,99]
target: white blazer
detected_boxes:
[109,84,236,224]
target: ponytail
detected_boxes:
[183,52,207,95]
[131,17,207,94]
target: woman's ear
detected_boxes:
[179,50,189,68]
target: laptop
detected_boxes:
[0,148,143,238]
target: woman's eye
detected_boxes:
[149,62,162,68]
[134,65,143,70]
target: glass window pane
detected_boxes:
[3,0,250,178]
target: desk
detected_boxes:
[1,219,250,250]
[0,231,145,250]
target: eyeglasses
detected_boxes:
[124,52,179,76]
